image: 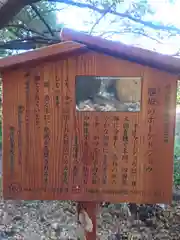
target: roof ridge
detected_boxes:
[61,28,180,74]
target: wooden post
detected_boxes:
[77,201,97,239]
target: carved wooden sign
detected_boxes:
[2,57,177,204]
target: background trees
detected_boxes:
[1,0,180,55]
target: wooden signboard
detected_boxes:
[2,52,177,204]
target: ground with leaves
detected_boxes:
[0,199,180,239]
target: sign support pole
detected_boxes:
[77,201,97,239]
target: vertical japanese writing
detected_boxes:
[44,76,50,186]
[44,126,50,185]
[111,154,118,184]
[25,72,30,171]
[146,109,155,171]
[122,117,129,162]
[148,88,158,105]
[55,75,60,106]
[121,117,129,186]
[111,116,120,185]
[34,75,40,127]
[121,167,128,186]
[146,87,157,173]
[102,116,109,184]
[62,76,70,192]
[18,106,24,165]
[131,123,138,187]
[113,116,119,146]
[44,78,49,89]
[164,84,171,143]
[62,115,69,187]
[92,116,100,185]
[44,81,50,125]
[9,126,15,175]
[72,135,80,193]
[83,116,90,185]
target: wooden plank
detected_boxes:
[2,51,177,203]
[0,41,86,70]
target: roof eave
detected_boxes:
[0,41,86,71]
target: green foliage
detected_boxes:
[174,159,180,186]
[174,107,180,186]
[16,1,58,36]
[174,137,180,186]
[0,1,61,57]
[0,121,1,148]
[176,82,180,104]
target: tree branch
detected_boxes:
[49,0,180,34]
[0,36,60,50]
[0,0,39,29]
[89,3,115,34]
[1,0,180,36]
[30,3,55,37]
[6,24,48,37]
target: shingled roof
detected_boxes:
[60,28,180,75]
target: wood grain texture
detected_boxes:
[2,51,177,204]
